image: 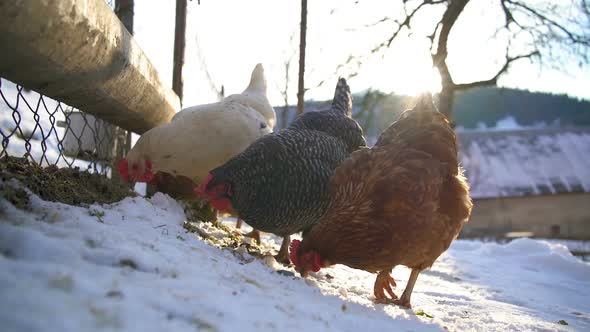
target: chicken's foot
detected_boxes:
[391,269,421,309]
[374,270,398,303]
[275,235,291,265]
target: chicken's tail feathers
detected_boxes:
[331,78,352,117]
[411,93,452,131]
[244,63,267,96]
[375,92,453,148]
[415,92,436,113]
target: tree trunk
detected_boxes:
[297,0,307,116]
[432,52,456,125]
[280,60,292,129]
[438,84,455,125]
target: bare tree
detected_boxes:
[349,0,590,121]
[297,0,308,116]
[277,33,298,129]
[194,35,224,101]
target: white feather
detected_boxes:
[126,64,276,183]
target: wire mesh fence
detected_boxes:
[0,78,129,176]
[0,0,131,177]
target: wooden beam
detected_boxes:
[297,0,308,116]
[173,0,187,104]
[0,0,180,134]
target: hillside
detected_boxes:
[274,87,590,134]
[454,87,590,129]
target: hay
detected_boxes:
[0,156,134,206]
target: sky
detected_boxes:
[132,0,590,108]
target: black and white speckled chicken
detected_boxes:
[195,78,366,263]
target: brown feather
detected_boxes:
[298,99,473,274]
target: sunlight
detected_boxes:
[348,35,443,98]
[390,65,442,97]
[132,0,590,107]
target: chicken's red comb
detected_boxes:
[194,173,214,198]
[118,158,129,181]
[141,160,154,182]
[289,239,301,267]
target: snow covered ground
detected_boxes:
[1,181,589,332]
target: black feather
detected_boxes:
[207,78,365,237]
[331,78,353,117]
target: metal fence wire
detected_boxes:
[0,0,130,176]
[0,78,128,176]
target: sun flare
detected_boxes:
[394,67,442,97]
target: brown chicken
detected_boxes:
[290,94,473,308]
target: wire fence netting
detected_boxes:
[0,0,131,177]
[0,78,130,176]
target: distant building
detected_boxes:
[458,128,590,239]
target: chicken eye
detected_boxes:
[224,184,233,197]
[260,122,267,129]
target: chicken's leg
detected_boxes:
[236,218,260,244]
[392,269,421,309]
[275,235,291,265]
[374,269,398,303]
[243,229,261,244]
[212,209,220,226]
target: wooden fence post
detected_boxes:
[173,0,188,104]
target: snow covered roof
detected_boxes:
[458,127,590,199]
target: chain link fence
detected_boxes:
[0,78,129,176]
[0,0,132,177]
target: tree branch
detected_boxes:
[371,0,445,54]
[430,0,470,89]
[432,0,470,66]
[506,0,590,45]
[454,50,540,90]
[345,16,392,32]
[500,0,518,28]
[427,20,443,51]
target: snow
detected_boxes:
[458,128,590,198]
[1,80,62,162]
[1,181,589,332]
[455,116,549,132]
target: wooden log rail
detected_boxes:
[0,0,180,134]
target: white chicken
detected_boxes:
[119,64,276,200]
